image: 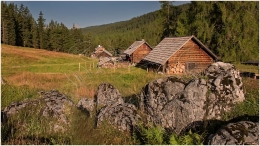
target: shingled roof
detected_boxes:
[143,35,218,65]
[93,45,113,57]
[98,49,112,57]
[124,40,152,55]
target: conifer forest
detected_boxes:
[1,1,259,63]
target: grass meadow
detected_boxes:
[1,44,259,144]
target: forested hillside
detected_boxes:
[82,2,259,63]
[1,1,259,63]
[1,2,89,54]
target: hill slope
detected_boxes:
[81,3,190,51]
[1,44,259,145]
[81,2,259,63]
[1,44,166,103]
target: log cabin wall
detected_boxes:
[132,43,152,64]
[167,39,214,74]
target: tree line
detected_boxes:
[1,2,93,54]
[82,1,259,63]
[1,2,259,63]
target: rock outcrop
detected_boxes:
[2,61,248,138]
[77,97,95,117]
[2,89,74,133]
[205,62,245,119]
[40,90,74,129]
[97,103,141,131]
[95,83,141,131]
[95,83,124,108]
[140,62,245,134]
[208,121,259,145]
[2,100,38,119]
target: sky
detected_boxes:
[6,1,190,29]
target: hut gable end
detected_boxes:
[123,40,153,64]
[168,40,213,64]
[91,45,112,58]
[132,43,152,64]
[143,35,218,65]
[143,35,219,74]
[167,40,215,73]
[143,36,192,65]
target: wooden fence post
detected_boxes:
[79,62,81,72]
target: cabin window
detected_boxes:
[186,62,196,71]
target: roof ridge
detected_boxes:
[164,35,193,39]
[102,49,113,56]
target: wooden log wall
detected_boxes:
[132,43,152,64]
[167,39,214,74]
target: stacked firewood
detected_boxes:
[168,62,185,74]
[116,62,129,68]
[102,62,115,68]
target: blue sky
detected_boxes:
[7,1,190,29]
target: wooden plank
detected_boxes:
[132,44,152,64]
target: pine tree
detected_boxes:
[188,2,214,45]
[70,27,84,54]
[37,11,46,49]
[1,1,8,44]
[17,5,31,47]
[7,3,17,46]
[27,14,35,48]
[31,18,39,49]
[160,1,174,39]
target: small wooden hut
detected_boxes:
[142,35,219,74]
[91,45,112,58]
[123,39,152,64]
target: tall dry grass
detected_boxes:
[7,72,67,90]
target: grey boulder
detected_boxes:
[208,121,259,145]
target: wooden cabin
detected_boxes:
[123,39,152,64]
[142,35,219,74]
[91,45,112,58]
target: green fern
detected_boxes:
[180,130,203,145]
[134,123,204,145]
[169,133,180,145]
[136,123,166,145]
[145,125,165,144]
